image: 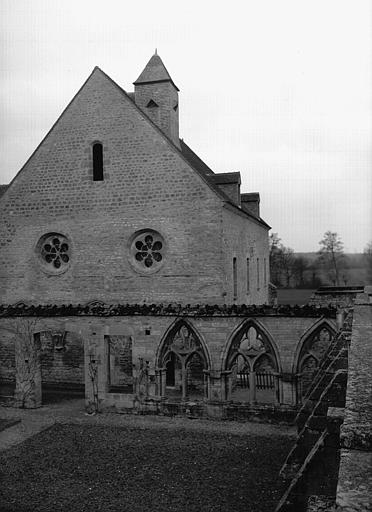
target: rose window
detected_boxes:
[38,233,71,273]
[135,234,162,268]
[130,230,165,273]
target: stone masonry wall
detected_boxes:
[0,332,15,382]
[222,206,270,304]
[0,68,245,306]
[0,310,336,408]
[0,319,84,387]
[336,290,372,512]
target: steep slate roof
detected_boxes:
[179,140,215,178]
[133,53,179,91]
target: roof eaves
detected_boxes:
[133,78,180,92]
[223,202,271,229]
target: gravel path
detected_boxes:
[0,399,296,452]
[0,404,296,512]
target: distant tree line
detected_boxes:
[269,231,372,289]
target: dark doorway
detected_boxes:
[166,352,176,386]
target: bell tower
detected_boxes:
[134,52,180,147]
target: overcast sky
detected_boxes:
[0,0,371,252]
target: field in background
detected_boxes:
[295,253,368,286]
[277,289,315,306]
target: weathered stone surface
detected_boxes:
[0,62,270,307]
[336,450,372,512]
[340,299,372,451]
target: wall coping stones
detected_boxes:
[0,302,337,318]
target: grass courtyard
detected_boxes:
[0,420,293,512]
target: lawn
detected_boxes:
[0,423,292,512]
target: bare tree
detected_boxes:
[280,247,296,287]
[269,233,283,286]
[364,241,372,284]
[318,231,345,286]
[292,255,309,287]
[269,233,297,287]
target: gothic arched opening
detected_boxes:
[226,324,279,405]
[297,326,334,400]
[158,322,209,401]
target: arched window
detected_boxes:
[158,322,208,401]
[226,324,278,404]
[297,326,333,399]
[92,142,103,181]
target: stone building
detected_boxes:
[0,54,340,417]
[0,52,270,307]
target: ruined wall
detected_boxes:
[276,287,372,512]
[336,290,372,512]
[0,305,336,412]
[0,318,84,388]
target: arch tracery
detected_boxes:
[297,325,334,399]
[157,321,209,401]
[225,322,279,404]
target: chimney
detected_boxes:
[211,172,241,205]
[241,193,260,217]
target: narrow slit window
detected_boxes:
[264,258,267,286]
[93,143,103,181]
[257,258,260,290]
[246,258,250,294]
[233,257,237,299]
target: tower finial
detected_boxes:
[155,48,157,55]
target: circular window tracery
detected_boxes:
[129,230,165,273]
[37,233,71,274]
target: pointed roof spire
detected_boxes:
[134,52,179,91]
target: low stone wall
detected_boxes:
[275,286,372,512]
[0,302,337,413]
[336,289,372,512]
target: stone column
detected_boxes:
[222,370,233,401]
[207,370,224,401]
[249,371,256,404]
[273,372,281,404]
[205,370,225,420]
[181,361,187,400]
[160,368,167,397]
[278,372,298,406]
